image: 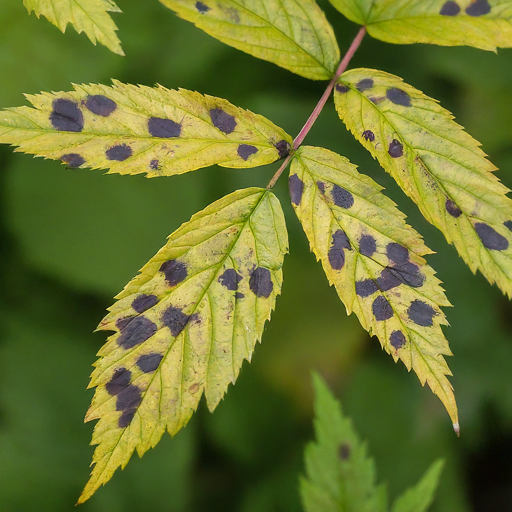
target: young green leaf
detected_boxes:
[335,68,512,299]
[301,373,388,512]
[160,0,340,80]
[23,0,124,55]
[78,188,288,503]
[0,81,292,177]
[290,146,458,429]
[329,0,512,51]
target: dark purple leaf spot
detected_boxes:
[446,199,462,218]
[50,98,84,132]
[249,267,273,298]
[335,83,349,94]
[150,159,159,170]
[332,185,354,209]
[466,0,491,16]
[132,294,158,313]
[275,139,291,159]
[359,234,376,257]
[60,153,85,168]
[106,368,131,395]
[235,292,245,299]
[356,79,374,92]
[237,144,258,161]
[137,353,163,373]
[504,220,512,232]
[116,384,142,411]
[118,409,137,428]
[362,130,375,142]
[160,260,188,286]
[475,222,509,251]
[356,279,379,297]
[376,268,402,291]
[372,295,393,321]
[386,88,411,107]
[387,243,409,264]
[148,117,182,138]
[85,95,117,117]
[338,443,351,460]
[218,269,242,291]
[195,1,210,12]
[408,300,436,327]
[116,317,133,331]
[317,181,325,194]
[390,262,425,288]
[106,144,132,161]
[390,330,406,349]
[289,174,304,206]
[388,139,404,158]
[440,1,461,15]
[209,108,236,134]
[162,306,191,337]
[328,230,351,270]
[117,316,157,349]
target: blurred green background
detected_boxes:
[1,1,512,510]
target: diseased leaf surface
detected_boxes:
[23,0,124,55]
[290,146,458,427]
[335,68,512,298]
[160,0,340,80]
[79,188,288,503]
[0,81,292,177]
[329,0,512,51]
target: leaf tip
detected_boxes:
[453,422,460,437]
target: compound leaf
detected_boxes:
[160,0,340,80]
[0,81,292,177]
[335,69,512,299]
[23,0,124,55]
[290,146,458,428]
[301,373,388,512]
[329,0,512,51]
[78,188,288,503]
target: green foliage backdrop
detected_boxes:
[1,0,512,510]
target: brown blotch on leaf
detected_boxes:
[317,181,325,194]
[50,98,84,132]
[466,0,491,16]
[440,1,461,15]
[275,139,291,159]
[150,159,160,170]
[289,174,304,206]
[386,88,412,107]
[148,117,182,138]
[356,78,374,92]
[390,330,406,349]
[249,267,273,298]
[106,368,131,395]
[408,300,436,327]
[85,95,117,117]
[237,144,258,161]
[195,1,210,12]
[328,230,351,270]
[338,443,351,460]
[106,144,132,161]
[445,198,462,218]
[163,306,191,337]
[61,153,85,168]
[388,139,404,158]
[362,130,375,142]
[372,295,393,321]
[209,108,236,134]
[475,222,509,251]
[160,260,188,286]
[335,83,349,94]
[117,316,157,349]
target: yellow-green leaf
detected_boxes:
[159,0,340,80]
[0,81,292,177]
[23,0,124,55]
[290,146,458,428]
[329,0,512,51]
[78,188,288,503]
[335,68,512,298]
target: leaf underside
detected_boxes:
[159,0,340,80]
[290,146,458,427]
[0,81,292,177]
[23,0,124,55]
[79,188,288,503]
[335,68,512,299]
[330,0,512,51]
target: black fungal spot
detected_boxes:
[209,108,236,134]
[440,1,461,15]
[390,330,406,349]
[466,0,491,16]
[356,279,379,298]
[275,139,291,159]
[118,409,136,428]
[338,443,351,460]
[195,1,210,12]
[150,159,159,170]
[388,139,404,158]
[132,294,159,313]
[235,292,245,299]
[160,260,188,286]
[85,95,117,117]
[356,78,374,92]
[249,267,273,298]
[116,384,142,411]
[362,130,375,142]
[475,222,509,251]
[317,181,325,194]
[504,220,512,232]
[408,300,437,327]
[372,295,393,321]
[332,184,354,209]
[162,306,191,337]
[148,117,182,138]
[106,368,131,395]
[445,199,462,218]
[50,98,84,132]
[359,234,376,257]
[387,243,409,264]
[117,316,157,349]
[137,353,164,373]
[116,317,133,331]
[328,230,351,271]
[377,268,402,291]
[106,144,132,161]
[335,83,349,94]
[389,262,425,288]
[386,87,412,107]
[60,153,85,168]
[237,144,258,161]
[218,269,242,291]
[289,174,304,206]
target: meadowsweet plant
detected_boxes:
[3,0,512,503]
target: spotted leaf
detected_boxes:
[0,81,292,177]
[329,0,512,51]
[335,69,512,298]
[290,146,458,428]
[160,0,339,80]
[78,188,288,503]
[23,0,124,55]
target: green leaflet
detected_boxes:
[301,374,444,512]
[23,0,124,55]
[329,0,512,51]
[160,0,339,80]
[0,81,292,177]
[290,146,458,428]
[78,188,288,503]
[334,69,512,298]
